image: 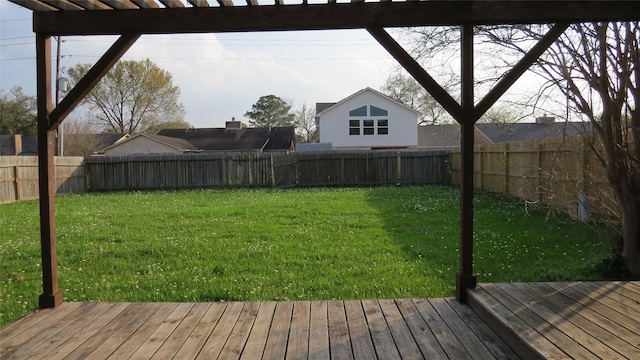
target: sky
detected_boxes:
[0,1,400,129]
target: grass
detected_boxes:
[0,186,613,327]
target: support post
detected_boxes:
[36,33,63,308]
[456,24,477,303]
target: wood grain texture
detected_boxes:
[3,284,635,360]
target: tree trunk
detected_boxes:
[620,192,640,277]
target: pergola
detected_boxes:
[8,0,640,309]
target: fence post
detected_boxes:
[396,151,402,184]
[14,165,21,202]
[537,143,544,201]
[504,143,510,194]
[477,146,482,189]
[270,155,276,188]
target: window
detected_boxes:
[349,119,360,135]
[370,106,388,116]
[363,120,374,135]
[377,119,388,135]
[347,105,389,136]
[349,106,367,117]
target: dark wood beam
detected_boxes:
[366,26,463,120]
[474,22,570,119]
[36,33,63,309]
[33,1,640,36]
[48,34,141,131]
[456,24,477,304]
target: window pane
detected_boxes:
[349,119,360,127]
[363,120,374,127]
[349,128,360,135]
[349,106,367,117]
[377,119,388,127]
[378,128,388,135]
[364,128,374,135]
[370,105,388,116]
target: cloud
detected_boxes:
[1,3,395,129]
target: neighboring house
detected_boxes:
[99,121,296,155]
[100,133,200,156]
[157,122,296,153]
[417,125,492,150]
[0,134,37,155]
[418,116,593,149]
[0,133,126,156]
[316,87,419,150]
[475,116,593,143]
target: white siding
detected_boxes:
[104,136,180,156]
[319,89,418,148]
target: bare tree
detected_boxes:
[67,59,186,134]
[381,70,453,125]
[294,103,318,143]
[405,23,640,276]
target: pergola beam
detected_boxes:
[48,34,141,131]
[33,1,640,35]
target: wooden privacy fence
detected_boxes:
[450,137,616,219]
[0,156,85,204]
[83,151,450,191]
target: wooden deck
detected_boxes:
[1,282,638,359]
[468,281,640,359]
[0,298,515,360]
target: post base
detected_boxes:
[39,291,64,308]
[456,273,477,303]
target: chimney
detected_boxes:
[535,115,555,124]
[14,134,23,155]
[225,117,244,130]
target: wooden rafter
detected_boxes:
[131,0,160,8]
[28,2,640,36]
[159,0,185,7]
[188,0,210,7]
[8,0,57,11]
[217,0,234,7]
[98,0,138,9]
[68,0,111,10]
[39,0,83,10]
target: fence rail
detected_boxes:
[450,137,616,219]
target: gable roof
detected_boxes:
[418,125,492,149]
[315,87,420,117]
[100,133,200,153]
[157,127,296,151]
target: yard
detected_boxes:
[0,186,613,327]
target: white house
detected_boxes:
[316,87,419,149]
[100,133,200,156]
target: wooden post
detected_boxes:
[537,143,544,201]
[504,143,510,195]
[396,151,402,184]
[14,165,21,202]
[456,24,477,303]
[36,33,63,308]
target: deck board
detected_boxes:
[468,281,640,360]
[2,282,636,360]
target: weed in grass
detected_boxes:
[1,186,612,327]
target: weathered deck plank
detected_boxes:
[307,301,330,360]
[3,283,635,360]
[468,281,640,360]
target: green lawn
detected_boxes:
[0,186,612,327]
